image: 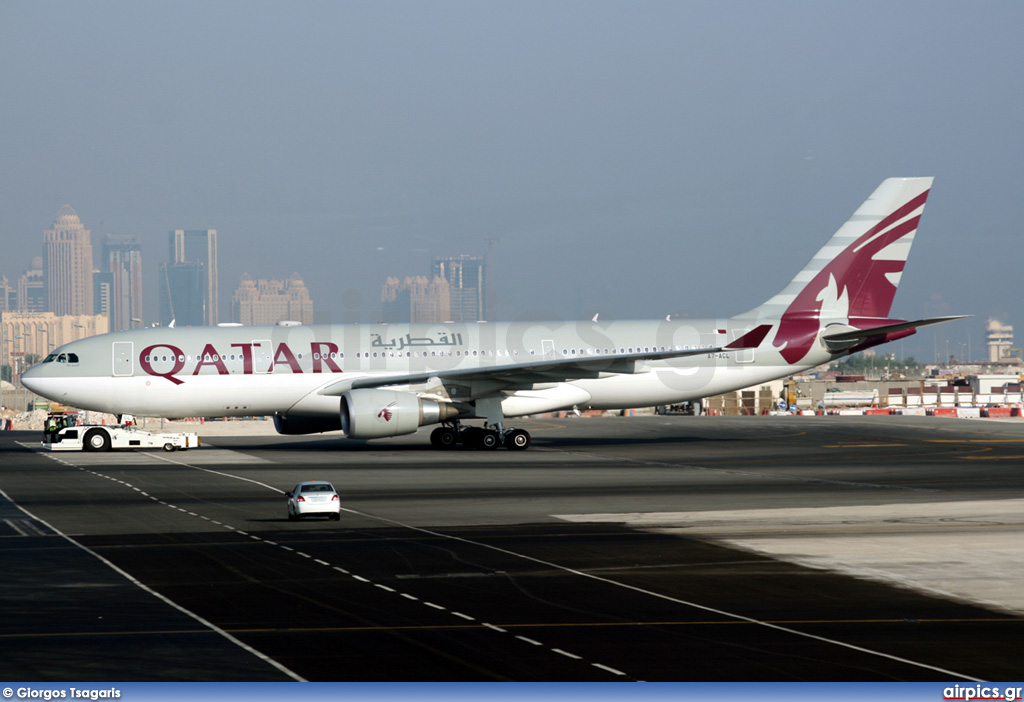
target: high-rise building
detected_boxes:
[431,255,486,322]
[158,262,208,327]
[43,205,94,316]
[17,257,46,313]
[166,229,218,325]
[381,275,451,323]
[232,274,314,325]
[0,275,12,312]
[93,270,113,322]
[103,234,144,331]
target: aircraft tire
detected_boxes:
[84,429,111,452]
[504,429,531,450]
[430,427,458,449]
[480,430,500,450]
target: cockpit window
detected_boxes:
[41,354,79,366]
[41,352,79,364]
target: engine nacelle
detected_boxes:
[340,389,459,439]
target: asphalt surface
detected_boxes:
[1,415,1022,681]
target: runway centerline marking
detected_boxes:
[85,450,979,680]
[41,448,983,681]
[40,452,624,679]
[334,505,981,681]
[0,482,305,682]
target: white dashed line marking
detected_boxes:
[45,455,628,680]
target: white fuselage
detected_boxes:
[23,318,826,420]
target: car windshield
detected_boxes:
[301,483,334,493]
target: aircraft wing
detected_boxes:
[317,346,723,397]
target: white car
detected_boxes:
[286,480,341,521]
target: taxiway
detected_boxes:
[1,415,1022,681]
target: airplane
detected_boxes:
[22,177,965,451]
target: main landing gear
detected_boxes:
[429,421,531,451]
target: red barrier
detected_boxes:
[932,407,958,417]
[864,408,892,415]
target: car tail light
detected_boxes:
[297,495,306,502]
[332,495,339,501]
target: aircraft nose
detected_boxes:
[20,363,53,396]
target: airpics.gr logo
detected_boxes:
[943,685,1023,701]
[377,402,398,422]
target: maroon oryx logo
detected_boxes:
[377,402,398,421]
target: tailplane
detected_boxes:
[735,177,945,363]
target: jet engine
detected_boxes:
[340,389,460,439]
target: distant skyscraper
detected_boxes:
[169,229,218,324]
[159,262,208,327]
[160,229,217,326]
[431,255,486,322]
[0,275,12,312]
[103,234,144,331]
[18,257,46,313]
[43,205,94,316]
[232,274,314,325]
[93,270,113,322]
[381,275,451,323]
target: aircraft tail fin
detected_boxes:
[735,177,935,363]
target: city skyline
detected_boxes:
[1,201,1019,364]
[3,3,1023,361]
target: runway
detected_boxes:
[1,415,1022,681]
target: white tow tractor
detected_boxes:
[41,411,200,452]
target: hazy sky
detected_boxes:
[2,0,1021,362]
